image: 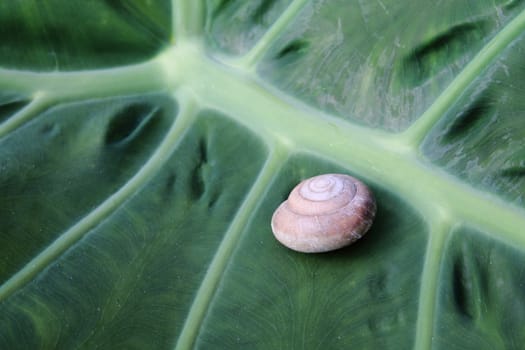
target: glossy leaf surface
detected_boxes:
[1,1,525,349]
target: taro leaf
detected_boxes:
[1,1,525,349]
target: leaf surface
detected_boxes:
[1,1,525,349]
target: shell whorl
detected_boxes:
[271,174,376,253]
[288,174,356,215]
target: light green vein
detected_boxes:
[0,58,167,98]
[174,147,288,350]
[400,8,525,148]
[0,94,197,301]
[413,219,451,350]
[176,44,525,250]
[0,94,50,138]
[234,0,309,70]
[172,0,204,43]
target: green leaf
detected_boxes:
[1,0,525,349]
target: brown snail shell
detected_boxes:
[271,173,376,253]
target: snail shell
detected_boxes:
[271,173,376,253]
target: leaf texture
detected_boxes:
[1,1,525,349]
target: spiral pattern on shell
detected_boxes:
[271,173,376,253]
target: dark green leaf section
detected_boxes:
[0,92,31,123]
[205,0,292,55]
[0,111,267,348]
[0,94,176,283]
[434,227,525,350]
[196,154,427,349]
[258,0,524,131]
[422,34,525,207]
[0,0,171,70]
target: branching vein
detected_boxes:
[177,45,525,250]
[399,8,525,148]
[414,220,451,350]
[172,0,205,43]
[0,59,167,100]
[0,95,50,138]
[0,94,197,301]
[174,147,288,350]
[235,0,309,71]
